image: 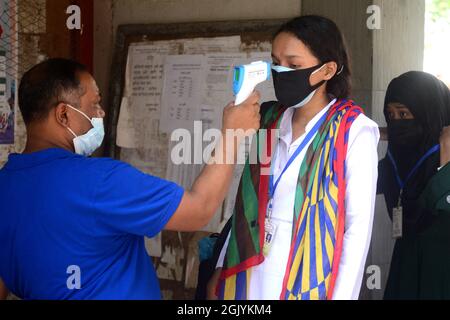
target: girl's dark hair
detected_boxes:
[275,15,351,100]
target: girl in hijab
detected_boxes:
[379,71,450,299]
[208,15,380,300]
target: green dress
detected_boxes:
[384,163,450,299]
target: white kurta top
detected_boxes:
[217,99,380,300]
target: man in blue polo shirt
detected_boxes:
[0,58,261,300]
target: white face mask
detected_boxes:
[292,90,318,108]
[66,105,105,157]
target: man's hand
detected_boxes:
[222,92,261,134]
[0,278,8,300]
[440,126,450,167]
[211,91,261,165]
[165,92,261,232]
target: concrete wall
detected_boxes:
[112,0,302,26]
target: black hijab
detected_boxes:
[380,71,450,235]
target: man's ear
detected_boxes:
[323,62,338,81]
[55,103,70,127]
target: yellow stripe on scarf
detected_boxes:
[224,274,236,300]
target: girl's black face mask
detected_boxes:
[271,64,326,107]
[388,119,423,148]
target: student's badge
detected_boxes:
[392,206,403,239]
[263,220,278,256]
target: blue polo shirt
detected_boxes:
[0,148,184,300]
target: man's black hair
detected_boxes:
[18,58,88,124]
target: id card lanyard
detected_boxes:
[263,111,328,256]
[387,144,440,239]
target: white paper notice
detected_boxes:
[117,41,181,148]
[117,41,182,177]
[159,55,206,133]
[145,233,162,258]
[183,36,241,55]
[116,97,137,148]
[201,53,247,130]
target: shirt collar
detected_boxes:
[279,98,337,146]
[4,148,80,170]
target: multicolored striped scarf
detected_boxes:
[217,99,363,300]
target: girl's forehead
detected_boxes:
[273,33,306,49]
[387,102,409,109]
[272,34,315,59]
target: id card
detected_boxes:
[263,220,278,256]
[392,206,403,239]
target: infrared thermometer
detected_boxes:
[233,61,271,105]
